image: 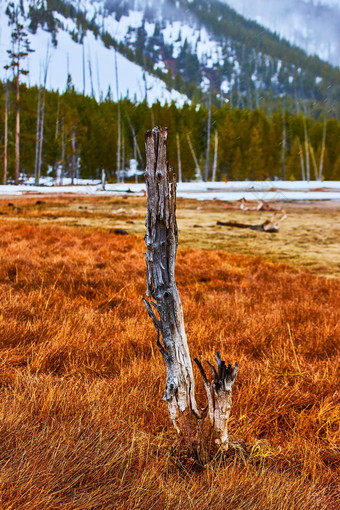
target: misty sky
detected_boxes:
[222,0,340,67]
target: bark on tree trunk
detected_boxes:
[115,51,121,184]
[186,133,202,181]
[15,75,20,185]
[176,133,182,183]
[204,90,212,182]
[281,113,286,180]
[37,86,46,185]
[299,141,306,181]
[309,144,318,181]
[34,87,41,185]
[319,120,326,182]
[303,118,310,182]
[71,130,77,185]
[212,131,218,182]
[61,121,65,186]
[144,127,199,431]
[3,83,9,185]
[143,127,238,457]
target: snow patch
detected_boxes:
[0,1,189,106]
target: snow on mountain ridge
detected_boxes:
[0,0,338,111]
[65,1,243,93]
[0,0,189,105]
[222,0,340,67]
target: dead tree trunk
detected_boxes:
[71,130,77,185]
[309,144,318,181]
[36,44,49,185]
[36,85,46,185]
[3,82,9,185]
[115,51,121,184]
[303,118,310,182]
[212,131,218,182]
[15,72,20,185]
[299,141,306,181]
[281,112,286,180]
[204,90,212,182]
[143,127,238,456]
[187,133,202,181]
[318,120,326,182]
[176,133,182,183]
[34,87,41,185]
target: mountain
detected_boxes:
[222,0,340,68]
[0,0,339,114]
[0,0,188,105]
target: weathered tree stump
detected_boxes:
[143,127,238,458]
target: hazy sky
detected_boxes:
[222,0,340,67]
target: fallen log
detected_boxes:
[239,198,281,212]
[217,211,287,233]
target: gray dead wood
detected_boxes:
[194,352,238,449]
[217,210,287,233]
[143,127,238,452]
[143,126,199,431]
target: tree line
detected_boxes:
[24,0,340,117]
[0,79,340,184]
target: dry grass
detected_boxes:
[1,194,340,276]
[0,203,339,509]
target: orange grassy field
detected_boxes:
[0,199,339,509]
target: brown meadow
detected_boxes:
[1,194,340,275]
[0,198,339,509]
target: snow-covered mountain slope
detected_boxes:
[0,0,188,105]
[223,0,340,67]
[0,0,339,112]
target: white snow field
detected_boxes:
[1,181,340,201]
[0,0,188,105]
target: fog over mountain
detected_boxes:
[223,0,340,67]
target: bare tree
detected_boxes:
[101,169,106,190]
[82,37,86,95]
[53,93,60,182]
[176,132,182,183]
[143,127,238,459]
[3,81,9,185]
[298,140,306,181]
[126,112,143,163]
[281,111,286,180]
[114,51,121,183]
[212,131,218,182]
[35,44,49,185]
[5,3,34,184]
[60,119,65,185]
[88,53,95,98]
[70,130,77,185]
[126,112,143,183]
[318,120,326,181]
[303,117,310,182]
[204,89,212,182]
[186,133,202,181]
[121,128,125,183]
[309,143,318,181]
[34,86,41,183]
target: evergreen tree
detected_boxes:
[332,155,340,181]
[4,2,34,184]
[286,136,301,180]
[218,109,236,178]
[247,126,266,180]
[231,146,243,181]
